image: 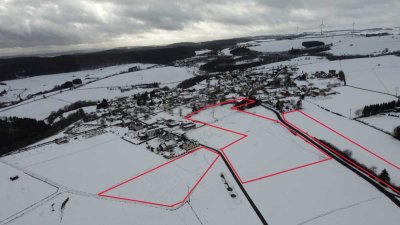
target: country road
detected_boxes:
[200,144,269,225]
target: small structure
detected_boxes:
[10,175,19,181]
[180,141,199,151]
[55,137,69,144]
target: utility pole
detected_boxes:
[352,22,355,34]
[349,108,352,119]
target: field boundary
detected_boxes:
[98,146,220,208]
[282,110,400,194]
[185,98,332,184]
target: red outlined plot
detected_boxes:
[185,98,332,184]
[98,146,220,208]
[282,110,400,194]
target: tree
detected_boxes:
[60,81,73,89]
[393,126,400,140]
[302,41,325,48]
[378,169,391,184]
[72,79,82,85]
[97,99,109,109]
[338,70,346,85]
[296,99,302,109]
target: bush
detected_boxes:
[393,126,400,140]
[302,41,325,48]
[177,75,209,89]
[60,81,73,89]
[230,47,250,55]
[378,169,391,184]
[72,78,82,85]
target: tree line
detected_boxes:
[361,100,400,117]
[0,109,87,155]
[47,100,98,124]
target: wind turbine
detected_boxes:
[320,20,326,35]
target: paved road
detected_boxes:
[201,144,269,225]
[262,104,400,208]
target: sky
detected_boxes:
[0,0,399,57]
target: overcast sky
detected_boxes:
[0,0,399,57]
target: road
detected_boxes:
[261,104,400,208]
[201,144,269,225]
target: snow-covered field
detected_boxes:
[307,86,397,117]
[0,162,57,222]
[2,132,260,225]
[188,104,328,182]
[83,66,194,89]
[298,55,400,95]
[284,102,400,185]
[248,30,400,56]
[246,159,400,225]
[359,113,400,133]
[0,66,193,120]
[4,132,168,194]
[0,63,153,103]
[101,147,218,206]
[6,157,262,225]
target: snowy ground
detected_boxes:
[0,63,153,103]
[307,86,397,118]
[0,162,57,222]
[298,55,400,96]
[188,104,328,182]
[0,66,193,120]
[6,157,262,225]
[245,159,400,225]
[3,132,167,194]
[83,66,194,89]
[2,132,260,225]
[248,30,400,56]
[359,113,400,133]
[101,147,218,206]
[284,102,400,185]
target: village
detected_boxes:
[53,56,345,160]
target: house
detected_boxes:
[181,122,196,130]
[166,119,180,128]
[158,140,177,152]
[138,127,161,140]
[129,121,145,131]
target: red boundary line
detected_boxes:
[185,98,332,184]
[282,111,400,194]
[98,146,220,208]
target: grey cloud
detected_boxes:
[0,0,399,56]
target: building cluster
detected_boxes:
[66,52,345,159]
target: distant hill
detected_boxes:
[0,37,252,81]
